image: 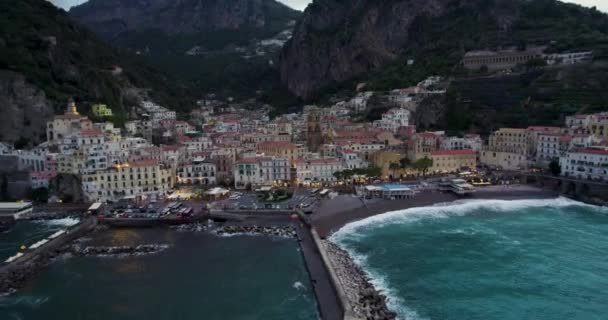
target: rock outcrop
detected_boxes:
[49,174,85,203]
[0,71,55,146]
[280,0,451,98]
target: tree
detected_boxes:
[389,162,401,180]
[412,157,433,177]
[549,159,561,176]
[399,157,411,169]
[333,171,344,181]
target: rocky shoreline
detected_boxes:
[323,240,397,320]
[173,223,298,238]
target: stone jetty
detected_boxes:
[173,222,297,238]
[75,244,170,257]
[215,225,297,238]
[324,240,397,320]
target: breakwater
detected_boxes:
[74,244,170,257]
[324,241,396,320]
[172,223,297,238]
[0,217,97,295]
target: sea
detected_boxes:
[0,228,318,320]
[332,197,608,320]
[0,218,80,262]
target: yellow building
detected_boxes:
[47,100,93,142]
[479,151,528,170]
[256,141,307,166]
[370,151,414,178]
[488,128,528,155]
[430,149,477,173]
[91,104,114,117]
[588,115,608,139]
[82,160,174,201]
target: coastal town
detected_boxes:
[2,1,608,317]
[0,71,607,206]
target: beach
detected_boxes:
[313,185,559,238]
[313,185,562,319]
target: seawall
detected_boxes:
[0,216,98,294]
[309,227,363,320]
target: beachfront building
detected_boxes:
[177,157,217,185]
[479,150,528,170]
[560,149,608,181]
[363,184,415,200]
[296,158,343,186]
[82,160,174,202]
[233,157,290,190]
[429,149,477,174]
[536,133,571,164]
[488,128,528,156]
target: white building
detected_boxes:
[560,149,608,181]
[82,160,174,202]
[536,133,571,164]
[440,134,483,152]
[545,51,593,65]
[296,158,343,185]
[373,108,411,133]
[233,157,290,189]
[177,157,217,185]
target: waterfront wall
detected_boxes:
[310,227,363,320]
[0,216,97,290]
[524,174,608,205]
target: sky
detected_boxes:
[50,0,608,13]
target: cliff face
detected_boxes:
[0,0,196,145]
[0,71,55,146]
[279,0,511,99]
[280,0,608,99]
[70,0,300,41]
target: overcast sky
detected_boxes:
[50,0,608,13]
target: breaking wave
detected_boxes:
[329,197,606,320]
[35,217,79,227]
[332,197,600,241]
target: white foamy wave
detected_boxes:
[293,281,305,290]
[36,217,80,227]
[344,247,427,320]
[331,197,596,242]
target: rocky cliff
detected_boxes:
[0,0,196,146]
[70,0,300,49]
[70,0,299,34]
[0,71,55,146]
[280,0,608,99]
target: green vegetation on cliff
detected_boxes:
[0,0,196,116]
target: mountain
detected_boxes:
[0,0,196,147]
[69,0,302,99]
[280,0,608,99]
[69,0,300,51]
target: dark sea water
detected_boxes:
[332,198,608,320]
[0,218,79,262]
[0,229,318,320]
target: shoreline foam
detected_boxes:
[326,196,607,320]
